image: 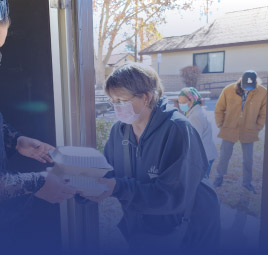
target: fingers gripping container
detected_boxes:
[49,146,112,196]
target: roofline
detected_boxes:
[226,5,268,14]
[139,40,268,55]
[107,53,134,66]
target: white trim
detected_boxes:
[49,7,65,147]
[49,4,70,251]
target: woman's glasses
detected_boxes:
[108,97,135,106]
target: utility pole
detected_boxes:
[206,0,209,24]
[200,0,221,24]
[134,0,138,62]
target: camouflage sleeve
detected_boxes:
[2,121,23,158]
[0,171,46,201]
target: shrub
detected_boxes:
[180,66,201,88]
[96,119,114,153]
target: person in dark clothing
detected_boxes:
[0,2,77,253]
[0,0,76,203]
[81,63,221,254]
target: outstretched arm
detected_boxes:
[0,170,77,203]
[16,136,55,163]
[0,170,46,201]
[3,121,23,158]
[3,121,55,163]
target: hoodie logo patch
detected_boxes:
[147,166,159,179]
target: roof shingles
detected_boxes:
[140,6,268,55]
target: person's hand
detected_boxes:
[35,172,77,203]
[80,178,116,203]
[16,136,55,163]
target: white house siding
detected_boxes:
[152,52,192,75]
[150,44,268,95]
[151,53,192,91]
[225,44,268,72]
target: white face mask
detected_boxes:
[114,101,143,124]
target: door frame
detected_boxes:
[49,0,98,253]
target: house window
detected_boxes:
[193,51,225,73]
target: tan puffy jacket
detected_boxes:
[215,83,266,143]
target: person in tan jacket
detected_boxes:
[213,70,266,193]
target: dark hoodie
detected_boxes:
[104,97,220,248]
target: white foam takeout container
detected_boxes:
[49,146,113,196]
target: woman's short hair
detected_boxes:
[105,62,164,108]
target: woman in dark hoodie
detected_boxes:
[82,63,220,254]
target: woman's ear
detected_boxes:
[144,92,153,106]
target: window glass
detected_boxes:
[194,53,208,73]
[209,52,224,72]
[194,51,224,73]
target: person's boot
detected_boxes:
[214,176,223,187]
[242,183,257,194]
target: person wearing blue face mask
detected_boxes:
[214,71,266,193]
[178,87,217,178]
[80,63,220,254]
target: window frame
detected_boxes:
[193,50,225,74]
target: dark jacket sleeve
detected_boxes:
[0,170,45,202]
[3,121,23,158]
[109,121,208,215]
[103,125,116,179]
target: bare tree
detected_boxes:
[93,0,193,88]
